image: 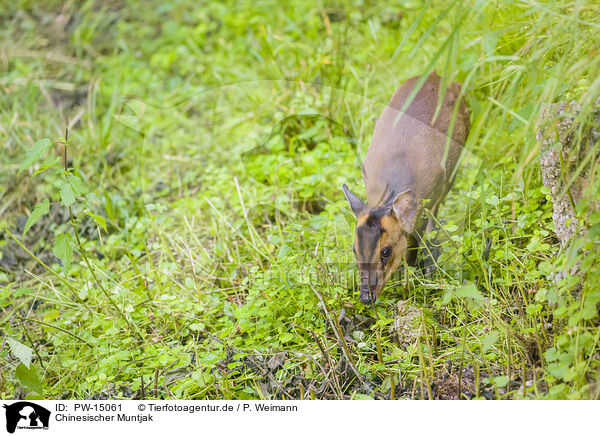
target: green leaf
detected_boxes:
[280,333,294,343]
[69,174,87,196]
[352,393,374,400]
[455,283,483,301]
[59,174,88,207]
[85,192,99,203]
[23,199,50,237]
[525,303,541,315]
[492,375,509,388]
[526,235,540,252]
[439,289,453,306]
[549,384,566,396]
[545,347,561,363]
[15,362,43,393]
[59,181,76,207]
[485,195,499,206]
[482,331,500,353]
[191,369,206,387]
[277,244,290,260]
[554,306,568,319]
[85,211,107,232]
[6,337,34,368]
[19,138,52,174]
[53,233,74,271]
[548,362,570,379]
[31,155,60,177]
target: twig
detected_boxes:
[458,322,467,400]
[199,328,294,399]
[310,284,374,395]
[1,225,91,312]
[140,375,146,400]
[21,322,46,370]
[62,127,140,338]
[15,315,92,348]
[308,330,341,397]
[154,366,159,394]
[0,314,16,354]
[310,330,331,367]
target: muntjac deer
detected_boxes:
[342,72,470,304]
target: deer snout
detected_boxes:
[359,266,380,305]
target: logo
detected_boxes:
[3,402,50,434]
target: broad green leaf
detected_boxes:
[84,211,107,232]
[485,195,499,206]
[126,99,147,115]
[352,393,374,400]
[455,283,482,301]
[526,235,541,252]
[549,384,567,396]
[19,138,52,174]
[59,174,88,207]
[23,199,50,237]
[6,337,33,368]
[69,174,88,196]
[526,303,541,316]
[191,369,206,387]
[554,306,568,319]
[53,233,74,271]
[547,362,571,380]
[482,331,501,353]
[14,287,32,297]
[492,375,509,388]
[78,287,88,299]
[439,289,453,306]
[31,155,60,177]
[280,333,294,343]
[85,192,99,203]
[15,362,42,393]
[59,182,76,207]
[190,322,205,331]
[545,347,561,363]
[277,244,290,260]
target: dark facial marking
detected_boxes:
[355,208,391,264]
[357,227,379,264]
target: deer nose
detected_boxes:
[358,267,379,304]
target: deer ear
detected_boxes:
[392,189,417,232]
[341,184,366,215]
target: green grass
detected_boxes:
[1,0,600,399]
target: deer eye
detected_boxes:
[380,246,392,259]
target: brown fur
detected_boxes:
[345,72,470,303]
[387,73,469,144]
